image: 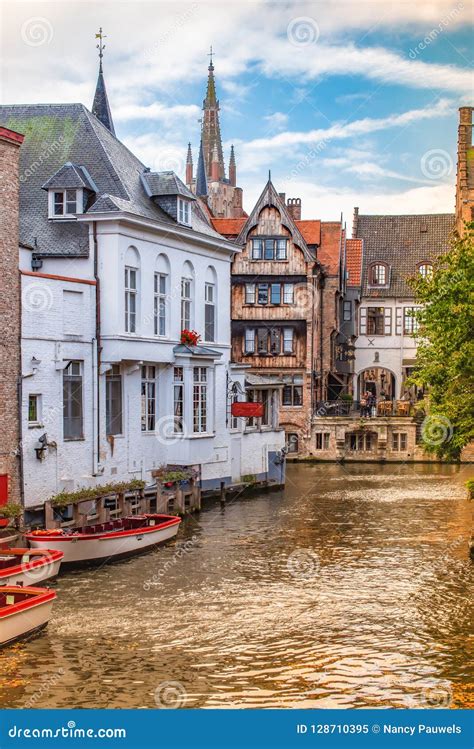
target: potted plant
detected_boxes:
[0,502,23,528]
[180,329,201,346]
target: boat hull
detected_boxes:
[0,588,56,648]
[0,550,63,587]
[26,518,180,566]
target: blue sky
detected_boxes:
[1,0,472,227]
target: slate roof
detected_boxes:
[0,103,227,257]
[41,162,98,192]
[345,238,363,287]
[356,213,454,298]
[141,171,195,199]
[92,66,115,136]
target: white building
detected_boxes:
[352,211,454,402]
[2,100,285,513]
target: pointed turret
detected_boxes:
[92,28,115,136]
[195,138,208,197]
[229,144,236,186]
[210,143,220,182]
[186,142,193,187]
[201,47,225,180]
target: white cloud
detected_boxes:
[263,111,289,131]
[114,102,200,124]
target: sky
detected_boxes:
[1,0,473,229]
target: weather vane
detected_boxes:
[95,27,107,65]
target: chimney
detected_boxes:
[287,197,301,221]
[278,192,286,203]
[352,206,359,238]
[211,143,220,182]
[455,107,473,234]
[185,142,193,187]
[229,144,236,186]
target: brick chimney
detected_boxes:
[455,106,473,235]
[352,206,359,238]
[287,197,301,221]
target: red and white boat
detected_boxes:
[26,514,181,566]
[0,586,56,647]
[0,548,64,586]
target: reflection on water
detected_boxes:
[1,463,473,709]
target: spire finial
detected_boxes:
[268,169,272,181]
[95,27,107,70]
[208,45,214,69]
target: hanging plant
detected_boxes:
[49,479,146,508]
[180,329,201,346]
[0,502,23,520]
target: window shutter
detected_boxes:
[395,307,402,335]
[270,328,281,354]
[384,307,392,335]
[360,308,367,335]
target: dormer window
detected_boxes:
[418,262,433,279]
[42,163,97,220]
[52,189,79,217]
[369,262,389,287]
[178,198,191,226]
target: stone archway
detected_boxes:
[358,367,396,401]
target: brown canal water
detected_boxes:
[1,463,473,709]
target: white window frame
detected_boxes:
[181,277,193,330]
[418,263,433,279]
[283,283,294,304]
[403,307,419,335]
[193,367,208,433]
[63,361,83,441]
[125,266,138,333]
[282,327,294,354]
[141,365,157,432]
[173,367,184,434]
[48,188,82,218]
[106,365,123,436]
[245,283,256,304]
[244,329,255,354]
[28,394,42,426]
[178,198,191,226]
[204,282,216,342]
[154,272,167,337]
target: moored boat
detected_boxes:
[0,586,56,647]
[26,514,181,566]
[0,548,64,586]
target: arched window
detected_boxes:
[369,263,389,286]
[124,246,140,333]
[418,262,433,279]
[204,266,217,342]
[181,261,194,332]
[154,254,170,337]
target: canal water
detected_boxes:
[1,464,472,709]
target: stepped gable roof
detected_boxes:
[356,213,454,298]
[345,238,363,287]
[0,103,227,257]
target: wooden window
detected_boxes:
[392,432,407,451]
[270,283,281,304]
[204,282,216,342]
[63,361,83,440]
[366,307,384,336]
[106,365,122,436]
[154,273,167,337]
[141,365,156,432]
[343,301,352,321]
[124,266,137,333]
[264,239,274,260]
[282,328,294,353]
[270,328,281,354]
[28,394,41,424]
[403,307,419,335]
[257,328,268,353]
[286,433,299,453]
[359,307,367,335]
[257,284,268,305]
[245,283,256,304]
[282,375,303,406]
[53,188,78,216]
[173,367,184,434]
[346,432,374,451]
[193,367,208,433]
[384,307,392,335]
[315,432,330,450]
[251,238,263,259]
[283,283,294,304]
[276,239,287,260]
[418,263,433,279]
[395,307,403,335]
[244,329,255,353]
[369,263,389,286]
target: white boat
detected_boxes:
[0,548,64,586]
[26,514,181,566]
[0,586,56,647]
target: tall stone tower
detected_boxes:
[455,106,474,234]
[185,50,245,218]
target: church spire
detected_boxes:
[186,142,193,186]
[201,47,225,180]
[195,138,208,197]
[92,27,116,136]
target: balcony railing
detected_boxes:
[314,400,413,418]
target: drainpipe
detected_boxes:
[92,222,101,475]
[318,273,325,401]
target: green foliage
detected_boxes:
[466,479,474,500]
[408,226,474,459]
[50,480,145,508]
[154,465,195,483]
[0,502,23,519]
[339,393,354,402]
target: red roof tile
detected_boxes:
[317,222,342,275]
[345,238,363,286]
[210,217,246,236]
[295,220,321,245]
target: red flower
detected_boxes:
[180,329,201,346]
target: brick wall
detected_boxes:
[0,129,23,504]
